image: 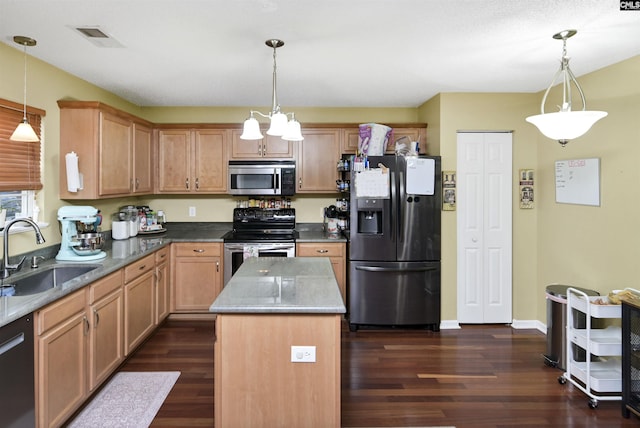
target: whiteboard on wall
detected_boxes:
[555,158,600,206]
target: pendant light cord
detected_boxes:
[22,43,28,121]
[270,40,280,115]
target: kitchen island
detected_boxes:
[210,257,345,428]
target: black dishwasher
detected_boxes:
[0,313,35,428]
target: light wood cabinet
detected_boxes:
[133,122,153,194]
[34,247,170,427]
[156,128,227,193]
[296,128,341,193]
[155,246,170,323]
[172,242,222,312]
[124,254,156,354]
[87,271,125,391]
[35,270,126,428]
[296,242,346,304]
[340,124,428,155]
[215,314,341,427]
[57,101,154,199]
[229,129,294,159]
[35,289,88,428]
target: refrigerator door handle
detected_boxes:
[390,171,396,242]
[398,170,405,242]
[355,265,438,273]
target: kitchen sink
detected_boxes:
[4,265,100,296]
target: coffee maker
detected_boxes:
[56,206,107,261]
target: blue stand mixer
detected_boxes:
[56,206,107,261]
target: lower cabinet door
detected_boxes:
[124,271,155,354]
[173,256,221,312]
[37,311,88,428]
[89,289,124,391]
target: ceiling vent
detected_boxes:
[71,26,123,48]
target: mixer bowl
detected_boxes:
[71,232,104,254]
[71,246,103,256]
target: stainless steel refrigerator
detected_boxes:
[348,155,441,331]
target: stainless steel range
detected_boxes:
[222,208,296,285]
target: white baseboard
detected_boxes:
[439,320,461,329]
[440,319,546,333]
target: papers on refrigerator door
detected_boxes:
[354,168,390,198]
[406,157,435,195]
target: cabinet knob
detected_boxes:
[216,261,219,272]
[185,178,190,190]
[317,249,329,253]
[193,249,205,253]
[195,178,200,190]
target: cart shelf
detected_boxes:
[570,326,621,356]
[560,287,628,408]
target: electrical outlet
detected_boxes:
[189,206,196,217]
[291,346,316,363]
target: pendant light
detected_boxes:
[10,36,39,142]
[525,30,607,147]
[240,39,303,142]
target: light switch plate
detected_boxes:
[291,345,316,363]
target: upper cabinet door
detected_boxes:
[263,135,294,158]
[99,112,133,196]
[229,130,294,159]
[157,129,191,193]
[133,123,153,194]
[193,129,227,192]
[296,128,341,193]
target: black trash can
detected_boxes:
[544,284,599,370]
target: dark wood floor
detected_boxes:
[116,319,640,428]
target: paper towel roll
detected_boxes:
[65,152,81,192]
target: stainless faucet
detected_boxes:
[2,218,46,279]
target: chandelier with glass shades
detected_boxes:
[240,39,303,142]
[10,35,40,142]
[525,29,607,147]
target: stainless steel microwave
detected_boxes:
[228,160,296,196]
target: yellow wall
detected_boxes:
[3,37,639,324]
[534,55,640,322]
[419,92,541,321]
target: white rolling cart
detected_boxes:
[559,287,629,408]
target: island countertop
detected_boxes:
[210,257,346,314]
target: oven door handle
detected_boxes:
[225,244,295,252]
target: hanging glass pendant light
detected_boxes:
[525,30,607,147]
[10,36,39,142]
[240,39,303,142]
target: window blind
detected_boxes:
[0,98,43,191]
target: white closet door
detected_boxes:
[457,132,512,324]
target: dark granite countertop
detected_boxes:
[0,222,346,327]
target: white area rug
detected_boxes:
[68,371,180,428]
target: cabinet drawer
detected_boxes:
[297,243,344,258]
[37,289,86,335]
[155,246,169,264]
[174,242,221,257]
[88,270,123,304]
[124,254,154,283]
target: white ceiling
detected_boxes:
[1,0,639,108]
